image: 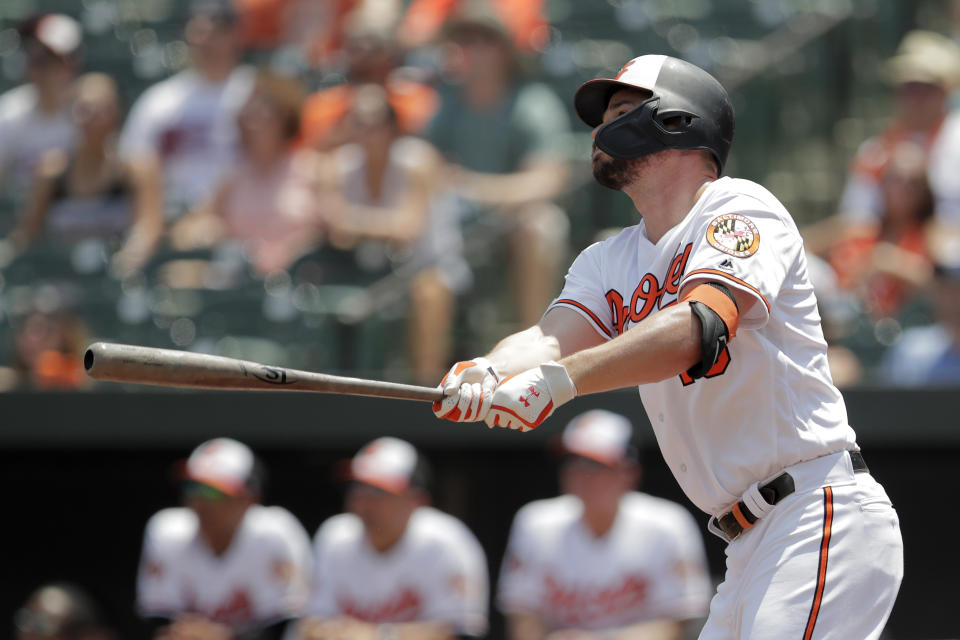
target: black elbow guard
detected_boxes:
[686,301,729,380]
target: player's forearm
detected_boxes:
[485,325,563,376]
[561,303,701,396]
[605,618,685,640]
[371,621,455,640]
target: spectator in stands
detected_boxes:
[300,3,437,151]
[299,437,488,639]
[119,0,255,215]
[320,85,468,383]
[497,410,711,639]
[137,438,312,639]
[8,302,89,391]
[425,4,571,327]
[880,258,960,386]
[0,14,81,201]
[171,70,324,276]
[805,30,960,254]
[397,0,549,54]
[7,73,163,278]
[15,582,116,640]
[828,141,935,320]
[232,0,347,67]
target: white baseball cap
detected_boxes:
[184,437,256,496]
[347,437,423,495]
[561,410,635,467]
[22,14,83,58]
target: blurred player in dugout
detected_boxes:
[297,436,488,640]
[136,437,312,639]
[498,410,711,640]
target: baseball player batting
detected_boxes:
[434,54,904,638]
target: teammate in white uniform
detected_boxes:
[434,55,903,638]
[498,410,711,639]
[299,437,488,640]
[137,438,312,639]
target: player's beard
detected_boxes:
[591,147,652,191]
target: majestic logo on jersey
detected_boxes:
[604,243,693,336]
[706,214,760,258]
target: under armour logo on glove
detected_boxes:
[485,362,578,431]
[433,358,500,422]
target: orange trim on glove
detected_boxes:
[681,284,740,337]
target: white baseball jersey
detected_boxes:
[136,505,312,633]
[549,176,858,515]
[305,506,488,636]
[118,67,254,208]
[497,493,711,631]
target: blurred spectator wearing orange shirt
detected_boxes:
[828,141,935,320]
[300,4,438,151]
[397,0,549,53]
[232,0,356,67]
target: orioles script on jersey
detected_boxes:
[544,573,649,627]
[603,243,692,336]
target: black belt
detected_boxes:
[713,451,869,542]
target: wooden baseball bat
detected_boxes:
[83,342,444,402]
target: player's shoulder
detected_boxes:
[513,494,582,530]
[144,507,198,547]
[313,512,365,549]
[694,176,796,235]
[701,177,786,213]
[408,506,481,548]
[620,492,699,530]
[243,505,309,540]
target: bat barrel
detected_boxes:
[83,342,444,402]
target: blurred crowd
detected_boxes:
[14,412,715,640]
[1,0,960,390]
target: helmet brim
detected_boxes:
[574,78,652,128]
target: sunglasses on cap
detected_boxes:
[181,480,230,501]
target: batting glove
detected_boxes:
[484,362,578,431]
[433,358,500,422]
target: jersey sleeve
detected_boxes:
[495,507,545,615]
[135,512,187,619]
[548,242,615,340]
[678,189,798,330]
[420,524,489,637]
[643,508,712,620]
[250,509,313,623]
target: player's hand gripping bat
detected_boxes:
[83,342,444,402]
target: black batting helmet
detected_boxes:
[574,55,735,173]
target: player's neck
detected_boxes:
[624,166,715,244]
[582,507,618,538]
